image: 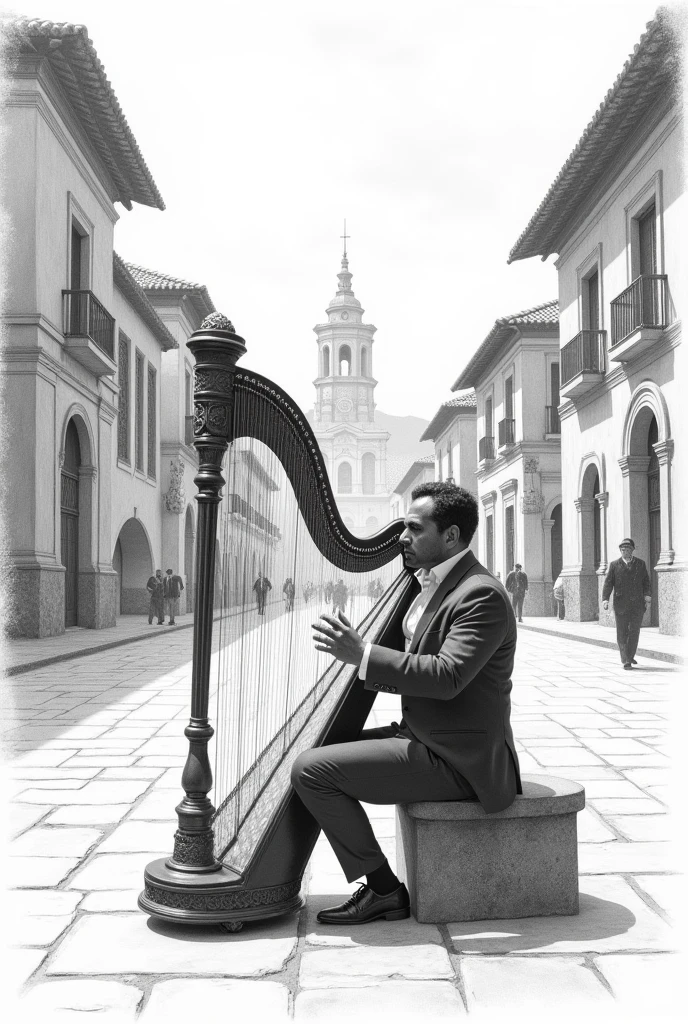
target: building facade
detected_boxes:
[126,264,216,614]
[312,251,391,536]
[508,10,684,634]
[451,303,561,612]
[390,455,435,521]
[1,20,167,637]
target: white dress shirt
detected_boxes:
[359,547,470,680]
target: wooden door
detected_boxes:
[61,421,80,627]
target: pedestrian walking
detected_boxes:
[282,577,295,612]
[253,572,272,615]
[164,568,185,625]
[552,575,565,620]
[146,569,165,625]
[324,580,334,605]
[505,563,528,622]
[332,579,349,615]
[602,538,652,669]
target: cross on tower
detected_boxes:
[340,219,349,258]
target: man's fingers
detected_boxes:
[337,611,352,627]
[312,622,339,638]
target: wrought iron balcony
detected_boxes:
[498,418,515,448]
[545,405,561,434]
[611,275,668,345]
[185,415,194,446]
[227,493,281,540]
[478,435,495,462]
[560,330,606,396]
[62,290,116,375]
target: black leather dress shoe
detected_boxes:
[317,883,410,925]
[632,659,638,665]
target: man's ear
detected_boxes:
[445,525,461,547]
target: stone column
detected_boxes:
[595,491,613,626]
[572,496,597,620]
[652,439,674,565]
[541,517,555,618]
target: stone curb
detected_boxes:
[3,620,197,677]
[518,622,684,665]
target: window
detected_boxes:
[338,462,352,493]
[486,513,494,574]
[551,363,560,407]
[447,444,454,481]
[135,351,144,472]
[504,376,514,421]
[638,203,657,276]
[147,365,157,480]
[362,453,375,494]
[323,346,330,377]
[361,348,368,376]
[117,332,130,463]
[505,504,515,572]
[586,270,600,330]
[485,396,493,438]
[338,345,351,376]
[185,369,192,416]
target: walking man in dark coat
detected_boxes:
[147,569,165,625]
[253,572,272,615]
[602,538,651,669]
[505,563,528,622]
[164,568,185,625]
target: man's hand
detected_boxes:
[312,611,365,666]
[603,601,609,610]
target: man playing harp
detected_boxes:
[294,482,521,924]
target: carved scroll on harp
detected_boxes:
[138,314,413,928]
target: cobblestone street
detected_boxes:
[2,623,684,1021]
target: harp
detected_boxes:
[139,315,414,930]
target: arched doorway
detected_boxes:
[184,506,195,614]
[648,418,660,625]
[61,421,81,627]
[579,462,601,619]
[113,518,154,614]
[625,409,660,626]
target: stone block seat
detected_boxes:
[396,774,585,923]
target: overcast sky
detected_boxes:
[3,0,669,419]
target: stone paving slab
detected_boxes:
[65,852,160,890]
[578,841,676,873]
[45,913,298,976]
[18,978,142,1021]
[299,943,454,988]
[446,876,675,954]
[594,952,680,1017]
[140,979,289,1022]
[460,955,614,1012]
[294,981,466,1020]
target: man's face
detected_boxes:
[156,570,162,578]
[400,497,454,571]
[620,544,634,561]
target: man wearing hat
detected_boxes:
[602,539,651,669]
[163,568,185,626]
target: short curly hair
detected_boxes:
[410,482,479,543]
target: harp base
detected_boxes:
[139,858,304,927]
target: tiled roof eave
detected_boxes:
[508,12,677,264]
[420,402,477,441]
[113,253,177,350]
[8,19,164,211]
[451,314,558,391]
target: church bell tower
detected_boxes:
[312,231,391,537]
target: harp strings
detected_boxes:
[210,400,399,858]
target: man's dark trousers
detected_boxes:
[615,609,645,665]
[291,724,475,883]
[511,592,525,619]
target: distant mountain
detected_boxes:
[305,409,434,493]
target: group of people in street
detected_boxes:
[248,574,354,618]
[146,568,185,625]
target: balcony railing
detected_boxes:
[498,418,515,447]
[610,274,668,345]
[561,330,606,386]
[479,435,495,461]
[185,415,194,446]
[63,290,115,359]
[545,406,561,434]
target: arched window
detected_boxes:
[338,345,351,376]
[362,453,375,494]
[338,462,352,493]
[322,346,330,377]
[360,348,368,377]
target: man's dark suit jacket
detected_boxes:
[602,557,651,614]
[363,550,521,814]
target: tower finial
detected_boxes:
[340,218,349,259]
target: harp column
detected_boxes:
[139,313,247,924]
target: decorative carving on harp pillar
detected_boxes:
[139,313,410,931]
